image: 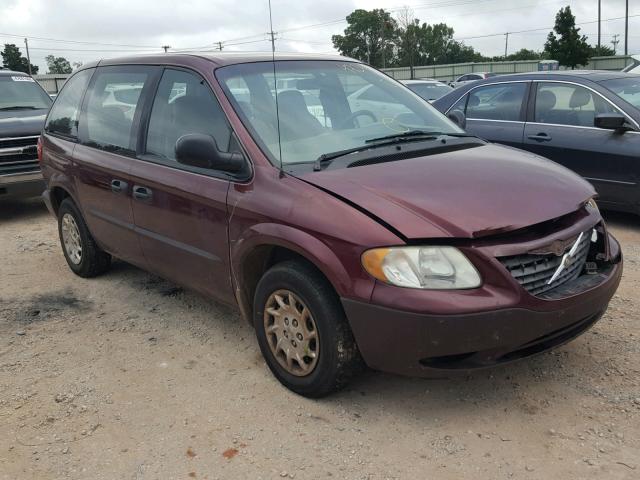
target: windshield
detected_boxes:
[216,61,462,166]
[0,75,52,110]
[601,77,640,109]
[406,83,452,101]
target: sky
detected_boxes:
[0,0,638,72]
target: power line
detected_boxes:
[455,14,640,41]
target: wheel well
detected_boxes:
[237,245,334,324]
[50,186,71,215]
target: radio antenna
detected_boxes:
[268,0,283,173]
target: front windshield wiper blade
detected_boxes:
[364,130,475,144]
[0,106,39,111]
[313,137,434,172]
[313,131,480,171]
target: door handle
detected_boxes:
[111,179,128,193]
[133,185,153,201]
[527,133,552,142]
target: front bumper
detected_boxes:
[342,251,622,378]
[0,171,44,199]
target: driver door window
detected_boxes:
[533,82,619,127]
[145,68,234,164]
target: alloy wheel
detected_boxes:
[263,289,319,376]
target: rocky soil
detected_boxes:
[1,198,639,479]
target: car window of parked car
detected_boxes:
[600,77,640,109]
[466,82,527,121]
[534,82,620,127]
[0,75,52,111]
[82,66,154,153]
[44,69,93,139]
[145,68,234,162]
[406,83,452,101]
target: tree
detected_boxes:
[395,13,485,67]
[544,6,591,69]
[331,9,398,68]
[45,55,73,74]
[1,44,38,74]
[590,44,615,57]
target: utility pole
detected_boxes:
[504,32,509,58]
[23,38,32,75]
[161,45,171,53]
[624,0,629,56]
[611,34,620,55]
[268,31,277,53]
[217,41,223,51]
[597,0,601,50]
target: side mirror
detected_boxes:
[175,133,245,173]
[594,113,631,132]
[447,110,467,130]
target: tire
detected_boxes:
[57,198,111,278]
[253,260,363,397]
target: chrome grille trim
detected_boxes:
[498,230,592,296]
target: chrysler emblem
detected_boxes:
[546,231,586,285]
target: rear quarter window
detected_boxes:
[45,69,93,138]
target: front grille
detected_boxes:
[0,136,40,176]
[498,230,592,296]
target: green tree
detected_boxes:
[544,6,591,69]
[396,18,485,67]
[1,44,38,74]
[45,55,73,74]
[590,44,615,57]
[331,9,398,68]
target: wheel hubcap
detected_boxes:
[263,289,319,377]
[61,213,82,265]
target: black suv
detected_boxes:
[0,69,52,198]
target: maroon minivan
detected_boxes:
[40,53,622,397]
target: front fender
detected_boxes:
[231,223,354,298]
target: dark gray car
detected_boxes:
[433,71,640,215]
[0,69,52,199]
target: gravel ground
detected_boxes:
[0,198,639,480]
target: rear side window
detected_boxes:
[145,68,233,161]
[83,66,153,152]
[534,82,620,127]
[466,82,527,121]
[45,69,92,138]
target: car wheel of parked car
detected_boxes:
[253,260,363,397]
[58,198,111,277]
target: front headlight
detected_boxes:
[362,246,481,289]
[586,197,600,214]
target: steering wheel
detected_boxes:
[336,110,377,129]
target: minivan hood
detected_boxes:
[297,143,595,239]
[0,109,48,138]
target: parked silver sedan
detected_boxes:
[400,79,453,102]
[449,72,497,89]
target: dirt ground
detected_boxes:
[0,198,639,480]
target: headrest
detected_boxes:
[537,90,557,111]
[569,88,592,108]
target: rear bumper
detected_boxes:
[342,259,622,377]
[0,172,44,199]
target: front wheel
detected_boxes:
[253,260,363,397]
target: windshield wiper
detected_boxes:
[365,130,475,144]
[0,105,39,111]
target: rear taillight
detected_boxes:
[37,136,43,162]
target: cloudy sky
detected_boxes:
[1,0,638,72]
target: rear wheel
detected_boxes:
[253,260,363,397]
[58,198,111,277]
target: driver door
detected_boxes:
[522,81,639,209]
